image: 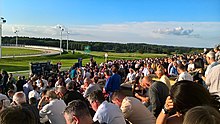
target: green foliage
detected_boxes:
[2,36,203,54]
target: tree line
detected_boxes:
[2,36,203,54]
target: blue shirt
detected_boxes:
[169,66,178,76]
[105,73,121,93]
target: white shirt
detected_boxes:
[39,99,66,124]
[126,73,135,82]
[28,90,41,100]
[93,101,126,124]
[205,61,219,77]
[36,79,48,88]
[206,64,220,97]
[178,71,193,82]
[187,63,195,71]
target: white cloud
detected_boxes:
[1,22,220,48]
[153,26,194,36]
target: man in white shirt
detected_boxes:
[28,85,41,101]
[206,64,220,98]
[39,90,66,124]
[177,64,193,82]
[202,51,219,81]
[124,68,135,83]
[83,78,101,98]
[187,59,195,72]
[87,90,126,124]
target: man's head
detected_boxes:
[66,81,75,91]
[104,69,111,78]
[56,86,67,98]
[111,91,126,107]
[155,67,165,78]
[177,63,186,74]
[13,91,26,105]
[141,76,152,89]
[45,90,58,101]
[206,51,215,64]
[0,106,35,124]
[87,90,105,111]
[83,78,92,88]
[64,100,92,124]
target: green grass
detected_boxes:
[2,47,43,56]
[0,50,167,72]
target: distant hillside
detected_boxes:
[2,36,203,54]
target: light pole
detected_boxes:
[66,31,69,52]
[0,17,6,59]
[57,25,65,55]
[14,29,19,47]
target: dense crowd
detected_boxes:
[0,45,220,124]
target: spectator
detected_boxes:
[64,100,99,124]
[12,91,41,124]
[155,67,171,90]
[214,45,220,62]
[177,64,193,81]
[83,78,101,98]
[0,106,36,124]
[16,76,25,92]
[202,51,218,81]
[111,91,156,124]
[183,106,220,124]
[23,80,33,100]
[87,90,126,124]
[123,68,135,84]
[135,76,169,117]
[56,85,85,105]
[39,90,66,124]
[206,64,220,97]
[187,59,195,72]
[28,85,41,101]
[169,61,178,76]
[156,80,213,124]
[104,65,121,97]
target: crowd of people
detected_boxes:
[0,45,220,124]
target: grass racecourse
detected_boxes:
[0,48,167,73]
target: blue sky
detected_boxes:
[1,0,220,48]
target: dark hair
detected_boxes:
[183,106,220,124]
[64,100,91,123]
[111,65,119,73]
[0,106,35,124]
[111,90,125,101]
[87,90,105,104]
[104,69,111,76]
[177,63,186,71]
[29,97,37,105]
[170,80,211,114]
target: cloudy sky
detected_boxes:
[1,0,220,48]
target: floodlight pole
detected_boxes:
[14,30,18,47]
[60,28,64,55]
[66,31,69,52]
[0,17,6,59]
